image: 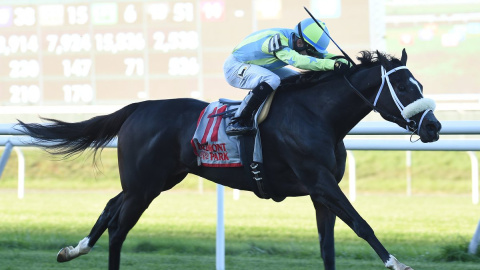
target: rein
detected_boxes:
[343,65,436,135]
[302,7,435,137]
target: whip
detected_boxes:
[304,6,357,67]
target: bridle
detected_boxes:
[303,7,436,138]
[343,65,436,137]
[374,66,435,134]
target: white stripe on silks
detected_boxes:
[401,98,436,119]
[273,36,280,50]
[269,34,280,52]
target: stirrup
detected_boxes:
[226,120,256,136]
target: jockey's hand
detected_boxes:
[334,60,351,75]
[336,58,351,66]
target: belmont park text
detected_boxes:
[198,143,230,161]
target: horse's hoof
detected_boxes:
[57,246,74,263]
[385,255,413,270]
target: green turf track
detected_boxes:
[0,190,479,269]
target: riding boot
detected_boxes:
[226,82,274,136]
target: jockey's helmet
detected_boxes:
[294,18,330,54]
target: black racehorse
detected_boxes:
[17,50,441,270]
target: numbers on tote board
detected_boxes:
[153,31,199,52]
[46,34,91,55]
[66,5,88,25]
[124,58,144,76]
[0,35,38,56]
[1,2,202,106]
[168,57,199,76]
[95,32,145,53]
[9,85,41,104]
[123,4,137,24]
[9,59,39,78]
[173,2,194,22]
[13,7,36,27]
[62,59,92,77]
[63,84,94,103]
[147,2,194,22]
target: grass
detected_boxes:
[1,148,480,268]
[0,190,479,269]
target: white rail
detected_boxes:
[2,120,480,136]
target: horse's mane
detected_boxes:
[277,50,403,92]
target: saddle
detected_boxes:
[191,92,278,200]
[257,91,276,124]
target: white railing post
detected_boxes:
[14,147,25,199]
[467,151,478,205]
[347,150,356,202]
[233,189,240,200]
[469,219,480,254]
[216,184,225,270]
[0,141,14,178]
[406,151,412,196]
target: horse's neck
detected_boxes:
[266,65,383,140]
[323,65,383,138]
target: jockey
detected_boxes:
[224,18,351,136]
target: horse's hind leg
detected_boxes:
[107,186,165,270]
[57,192,124,262]
[106,167,187,270]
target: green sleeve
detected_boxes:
[324,53,350,65]
[323,53,336,59]
[275,48,335,71]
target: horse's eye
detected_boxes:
[397,84,406,91]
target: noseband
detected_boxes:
[344,65,436,135]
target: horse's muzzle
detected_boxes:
[417,111,442,143]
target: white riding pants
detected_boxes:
[223,55,299,91]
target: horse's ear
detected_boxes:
[401,48,407,65]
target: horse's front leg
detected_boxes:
[300,166,413,270]
[310,141,345,269]
[311,200,336,270]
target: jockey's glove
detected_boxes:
[336,58,351,66]
[334,60,351,75]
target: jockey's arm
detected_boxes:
[275,48,335,71]
[265,33,347,71]
[308,51,352,66]
[322,52,351,66]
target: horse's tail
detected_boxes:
[16,102,140,161]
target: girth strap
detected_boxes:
[238,134,269,199]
